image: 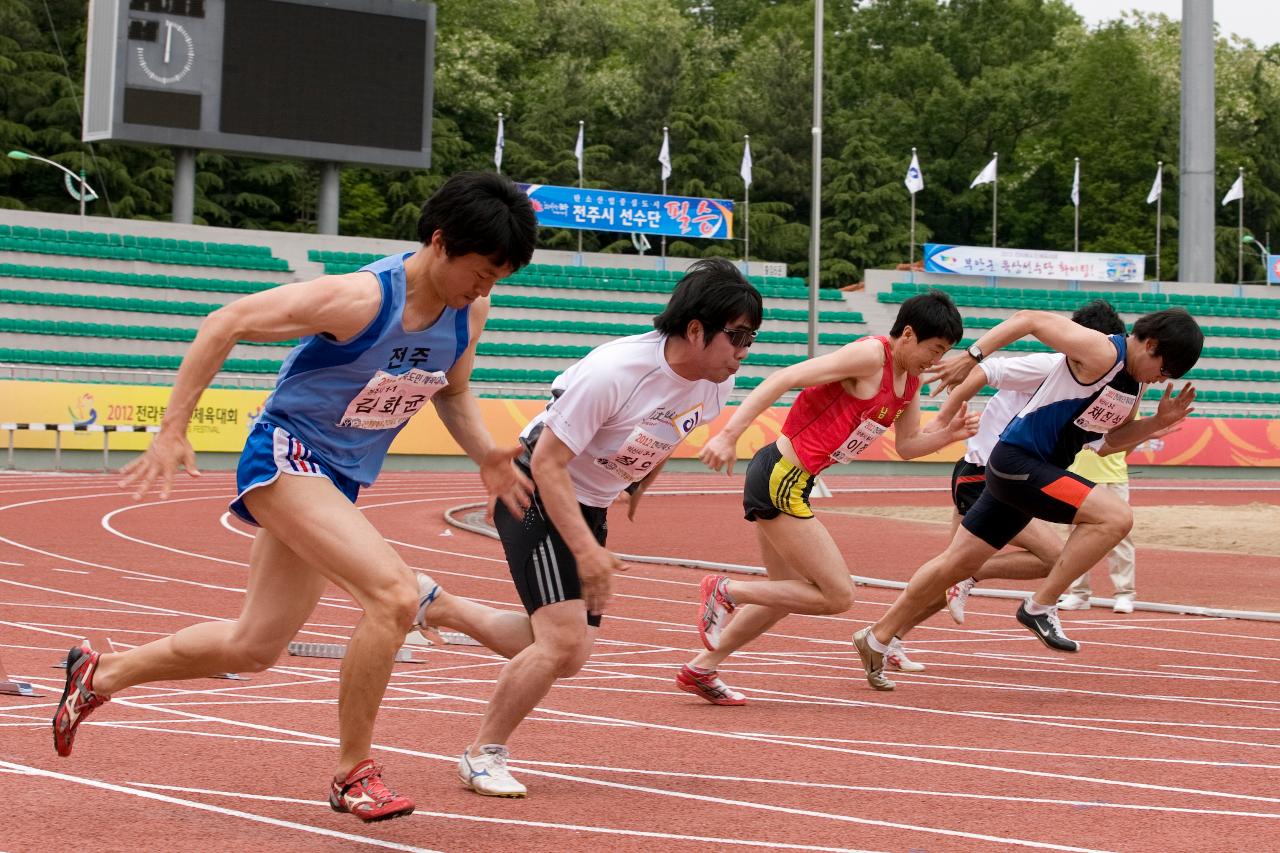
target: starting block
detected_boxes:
[287,628,483,662]
[0,653,42,697]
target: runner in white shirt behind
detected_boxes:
[413,258,763,797]
[888,300,1129,668]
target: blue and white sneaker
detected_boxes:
[458,744,527,797]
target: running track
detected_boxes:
[1,470,1278,852]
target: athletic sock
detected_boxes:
[865,632,890,654]
[719,578,736,607]
[686,663,715,676]
[1024,598,1053,616]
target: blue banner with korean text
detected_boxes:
[517,183,734,239]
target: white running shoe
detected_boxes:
[1058,593,1091,611]
[415,573,442,630]
[885,638,926,672]
[945,577,977,624]
[1112,595,1134,614]
[458,745,527,797]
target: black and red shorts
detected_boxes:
[961,441,1096,550]
[950,459,987,516]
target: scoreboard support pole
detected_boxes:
[318,162,341,235]
[173,147,196,225]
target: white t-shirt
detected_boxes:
[964,353,1062,465]
[523,330,735,507]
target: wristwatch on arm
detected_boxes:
[966,342,984,363]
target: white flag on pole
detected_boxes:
[1221,173,1244,206]
[574,122,584,180]
[970,155,997,188]
[494,113,504,172]
[658,127,671,182]
[1146,163,1162,204]
[1070,159,1080,207]
[740,136,753,188]
[904,150,924,194]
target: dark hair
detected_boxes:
[1132,307,1203,379]
[1070,299,1126,335]
[890,289,963,344]
[416,171,537,271]
[652,258,763,343]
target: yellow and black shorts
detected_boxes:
[743,441,816,521]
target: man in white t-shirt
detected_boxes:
[414,258,763,797]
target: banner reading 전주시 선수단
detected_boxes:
[518,183,734,240]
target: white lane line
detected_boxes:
[52,568,91,575]
[505,758,1280,821]
[78,697,1117,853]
[122,576,166,583]
[128,783,888,853]
[1161,664,1257,672]
[0,759,441,852]
[0,559,23,566]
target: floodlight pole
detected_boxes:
[807,0,824,359]
[172,147,196,224]
[319,162,341,235]
[7,150,97,219]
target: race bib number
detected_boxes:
[829,418,889,464]
[597,425,677,484]
[337,368,448,430]
[1073,386,1137,433]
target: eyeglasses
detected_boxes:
[1158,361,1174,378]
[719,325,758,349]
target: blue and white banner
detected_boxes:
[924,244,1145,283]
[1268,255,1280,285]
[518,183,734,239]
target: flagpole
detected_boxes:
[991,152,998,248]
[661,125,668,262]
[742,134,751,275]
[1237,166,1244,285]
[1073,157,1080,253]
[807,0,824,359]
[1155,161,1163,282]
[909,146,917,274]
[577,120,584,257]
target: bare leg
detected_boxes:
[469,599,594,753]
[871,527,996,646]
[423,589,534,660]
[92,528,326,694]
[713,515,854,616]
[690,525,794,670]
[242,475,420,777]
[1031,486,1132,606]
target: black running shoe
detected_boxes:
[1016,602,1080,652]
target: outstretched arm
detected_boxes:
[1101,382,1196,451]
[700,338,885,474]
[894,395,980,460]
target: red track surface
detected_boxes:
[2,470,1279,852]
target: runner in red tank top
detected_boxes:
[673,291,980,706]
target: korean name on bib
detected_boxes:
[1073,386,1137,433]
[829,418,889,464]
[337,368,449,430]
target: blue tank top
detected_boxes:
[260,252,470,485]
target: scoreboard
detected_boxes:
[83,0,435,168]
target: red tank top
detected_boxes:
[781,336,920,475]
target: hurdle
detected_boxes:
[2,422,161,471]
[286,627,481,662]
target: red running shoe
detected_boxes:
[697,575,735,651]
[676,664,746,706]
[328,759,415,822]
[52,641,110,757]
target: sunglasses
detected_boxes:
[718,325,758,349]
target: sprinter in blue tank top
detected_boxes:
[852,306,1203,691]
[52,172,538,823]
